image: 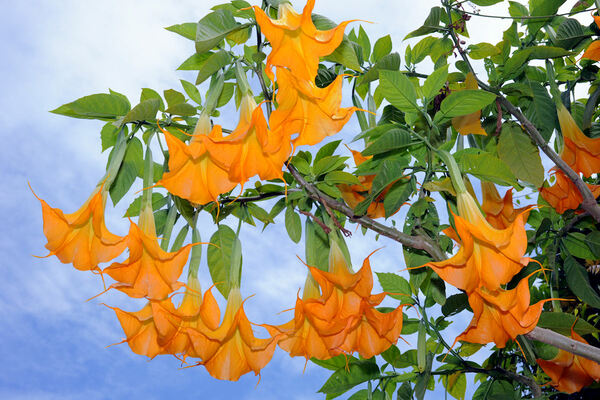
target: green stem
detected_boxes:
[141,138,155,211]
[235,60,252,96]
[160,197,178,251]
[228,218,244,289]
[188,214,202,279]
[437,150,466,194]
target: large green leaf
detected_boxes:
[177,52,212,71]
[165,22,196,40]
[562,232,597,260]
[383,177,414,218]
[497,123,544,187]
[376,272,414,304]
[422,64,449,100]
[124,193,168,217]
[555,18,587,50]
[468,42,501,60]
[504,46,572,78]
[371,35,392,63]
[470,0,503,5]
[285,206,302,243]
[360,52,401,85]
[195,9,244,54]
[521,81,558,141]
[362,128,412,156]
[459,152,518,187]
[537,311,598,336]
[405,7,443,39]
[371,159,407,195]
[318,359,380,397]
[109,137,143,205]
[379,70,419,113]
[565,256,600,308]
[121,99,160,124]
[51,92,131,120]
[207,225,241,298]
[436,90,496,120]
[305,218,330,271]
[195,50,232,84]
[527,0,566,34]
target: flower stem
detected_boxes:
[437,150,466,194]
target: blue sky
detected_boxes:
[0,1,537,399]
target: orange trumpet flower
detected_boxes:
[270,67,357,147]
[157,113,237,205]
[537,326,600,393]
[207,94,291,187]
[421,190,531,293]
[451,72,488,136]
[557,104,600,177]
[253,0,355,82]
[103,204,195,300]
[581,14,600,61]
[31,184,127,271]
[197,286,278,381]
[481,182,530,229]
[540,168,600,214]
[456,271,549,348]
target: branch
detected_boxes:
[286,164,446,262]
[220,189,299,204]
[441,2,600,222]
[526,326,600,365]
[452,6,595,21]
[496,367,542,398]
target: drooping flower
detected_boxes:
[103,204,195,300]
[269,67,357,147]
[456,271,549,348]
[206,94,291,188]
[451,72,488,136]
[157,113,237,205]
[582,14,600,61]
[540,168,600,214]
[421,190,531,293]
[537,326,600,393]
[338,148,404,219]
[31,183,127,271]
[253,0,355,81]
[481,181,530,229]
[196,286,278,381]
[557,104,600,177]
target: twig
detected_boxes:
[442,2,600,222]
[298,210,331,234]
[220,189,298,204]
[286,163,446,261]
[452,6,594,21]
[321,201,352,237]
[526,326,600,365]
[496,367,542,398]
[495,98,502,136]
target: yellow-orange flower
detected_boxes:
[207,94,291,187]
[540,168,600,214]
[451,72,488,136]
[537,327,600,393]
[103,205,195,300]
[338,149,403,219]
[197,287,278,381]
[481,182,530,229]
[457,271,548,348]
[253,0,355,82]
[157,114,237,205]
[582,15,600,61]
[270,67,357,147]
[422,190,530,293]
[557,104,600,177]
[31,184,127,271]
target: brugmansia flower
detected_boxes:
[536,326,600,393]
[197,286,278,381]
[456,271,549,348]
[540,168,600,214]
[253,0,354,82]
[271,241,405,360]
[207,94,291,187]
[451,72,488,136]
[31,183,127,271]
[557,104,600,177]
[481,181,530,230]
[269,67,357,147]
[157,113,237,205]
[422,190,531,293]
[338,149,402,219]
[103,204,195,300]
[582,14,600,61]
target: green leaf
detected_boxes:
[527,0,566,34]
[246,203,273,225]
[360,52,401,85]
[422,64,449,101]
[314,140,341,162]
[285,206,302,243]
[371,35,392,63]
[411,36,437,64]
[51,92,131,121]
[470,0,503,5]
[140,88,165,111]
[405,7,443,39]
[442,293,468,317]
[325,37,361,70]
[195,9,243,54]
[180,80,202,105]
[383,177,414,218]
[165,22,196,40]
[124,193,168,217]
[100,122,121,152]
[562,232,597,259]
[437,90,496,119]
[217,82,235,108]
[121,99,160,124]
[305,218,330,271]
[164,89,185,108]
[371,160,406,195]
[522,81,558,142]
[207,225,240,297]
[165,103,197,117]
[109,137,143,205]
[376,272,414,304]
[177,52,212,71]
[443,372,467,400]
[586,231,600,258]
[313,156,346,177]
[459,152,519,187]
[508,1,529,17]
[555,18,587,50]
[565,256,600,308]
[468,42,500,59]
[379,70,419,113]
[504,46,572,78]
[324,171,360,185]
[537,311,598,336]
[311,355,350,371]
[357,25,371,62]
[362,128,411,156]
[318,359,380,397]
[195,50,232,85]
[497,123,544,187]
